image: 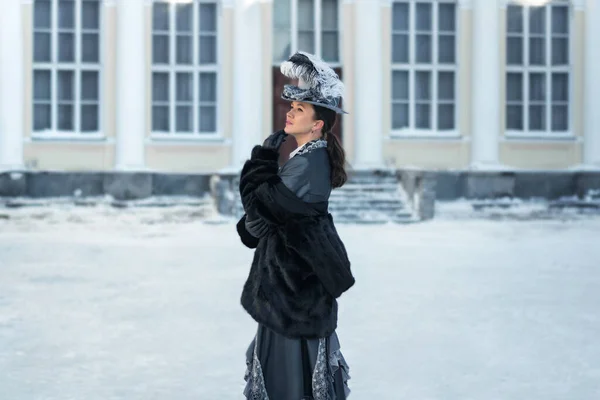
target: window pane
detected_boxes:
[34,104,51,131]
[392,71,408,100]
[507,5,523,33]
[438,104,454,130]
[416,3,432,31]
[58,70,74,101]
[416,34,431,63]
[176,4,193,33]
[552,73,568,102]
[438,3,455,32]
[507,37,523,65]
[176,106,193,132]
[200,4,217,32]
[392,103,409,129]
[530,8,546,34]
[298,32,315,54]
[392,34,409,63]
[529,73,546,101]
[153,3,169,31]
[438,72,454,101]
[176,35,193,64]
[152,106,169,131]
[298,0,315,30]
[34,33,51,62]
[438,35,455,64]
[59,33,75,62]
[176,72,193,102]
[551,105,568,131]
[322,0,338,31]
[82,0,100,30]
[274,29,292,62]
[153,35,169,64]
[34,70,51,100]
[34,0,51,29]
[274,0,291,29]
[507,73,523,102]
[81,104,98,132]
[552,6,568,34]
[529,37,545,65]
[81,70,98,100]
[392,3,409,31]
[506,105,523,130]
[552,38,569,65]
[59,0,75,29]
[58,104,74,130]
[199,106,217,132]
[416,104,430,129]
[199,73,217,102]
[153,72,169,102]
[82,33,99,63]
[415,71,430,100]
[322,32,339,62]
[529,105,546,130]
[199,36,217,64]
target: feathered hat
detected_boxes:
[280,51,348,114]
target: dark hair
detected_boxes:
[313,105,347,188]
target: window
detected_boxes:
[151,0,219,135]
[33,0,101,135]
[273,0,340,64]
[391,1,457,134]
[505,2,570,134]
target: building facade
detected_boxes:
[0,0,599,174]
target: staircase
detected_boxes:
[225,170,417,224]
[329,171,416,224]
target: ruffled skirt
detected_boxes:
[244,324,351,399]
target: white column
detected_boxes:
[584,0,600,167]
[470,0,500,168]
[353,0,384,169]
[115,0,146,170]
[0,0,24,170]
[231,0,264,168]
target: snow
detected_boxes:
[1,205,600,399]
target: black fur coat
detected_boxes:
[236,145,355,339]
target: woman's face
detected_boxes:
[284,101,322,136]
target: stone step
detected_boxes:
[332,183,400,192]
[328,202,407,212]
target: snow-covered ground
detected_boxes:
[1,205,599,399]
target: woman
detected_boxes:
[236,52,355,400]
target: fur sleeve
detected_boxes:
[236,214,260,249]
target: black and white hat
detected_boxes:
[280,51,348,114]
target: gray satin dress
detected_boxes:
[243,141,351,400]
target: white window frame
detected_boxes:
[391,0,459,138]
[32,0,104,140]
[273,0,342,67]
[505,0,573,139]
[150,0,221,140]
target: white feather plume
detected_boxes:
[280,51,345,100]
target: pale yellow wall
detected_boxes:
[341,1,355,164]
[500,141,580,169]
[22,2,32,140]
[145,143,230,172]
[262,2,273,138]
[24,142,115,170]
[383,140,470,170]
